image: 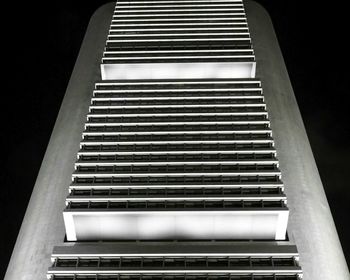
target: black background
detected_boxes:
[1,0,349,277]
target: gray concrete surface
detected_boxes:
[245,1,349,279]
[4,3,114,280]
[5,1,349,279]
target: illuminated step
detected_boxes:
[63,200,288,240]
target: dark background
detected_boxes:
[1,0,349,277]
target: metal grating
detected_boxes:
[52,256,297,268]
[66,200,287,210]
[72,80,283,199]
[47,243,302,279]
[103,0,254,64]
[68,187,283,197]
[60,79,290,241]
[71,175,282,187]
[50,275,300,280]
[101,0,256,79]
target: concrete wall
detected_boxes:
[245,1,349,278]
[4,3,114,280]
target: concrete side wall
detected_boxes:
[245,1,349,279]
[4,3,114,280]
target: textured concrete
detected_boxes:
[5,1,349,280]
[245,1,349,279]
[4,3,114,280]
